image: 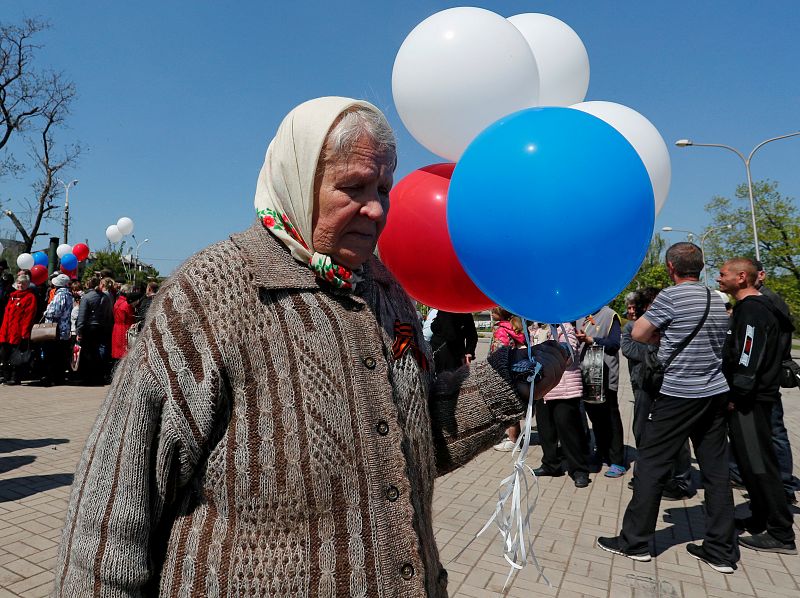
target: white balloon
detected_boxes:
[571,101,671,214]
[392,7,539,161]
[117,216,134,236]
[508,14,589,107]
[0,241,4,254]
[17,253,34,270]
[106,224,123,243]
[56,243,73,258]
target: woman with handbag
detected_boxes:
[40,274,75,386]
[0,272,37,385]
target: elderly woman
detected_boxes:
[53,97,567,597]
[41,274,75,386]
[0,272,37,385]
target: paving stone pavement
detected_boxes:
[0,342,798,597]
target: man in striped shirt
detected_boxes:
[598,242,738,574]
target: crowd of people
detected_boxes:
[425,245,799,573]
[0,258,158,387]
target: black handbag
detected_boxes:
[640,288,711,395]
[9,345,35,369]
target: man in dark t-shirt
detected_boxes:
[719,258,796,555]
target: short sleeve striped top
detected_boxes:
[643,281,730,398]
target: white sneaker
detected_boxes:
[493,439,516,452]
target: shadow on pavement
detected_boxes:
[0,455,36,475]
[651,504,706,556]
[0,473,74,502]
[0,438,70,454]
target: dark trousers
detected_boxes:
[620,393,737,564]
[43,339,71,384]
[536,397,589,475]
[0,342,21,382]
[729,401,795,543]
[730,396,798,495]
[79,327,105,385]
[585,388,625,466]
[633,388,692,491]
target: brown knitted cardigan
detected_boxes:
[53,222,525,597]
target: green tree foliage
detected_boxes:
[610,233,672,316]
[82,242,160,287]
[704,179,800,326]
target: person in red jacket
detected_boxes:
[111,284,136,363]
[0,272,38,385]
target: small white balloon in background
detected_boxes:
[17,253,34,270]
[106,225,123,243]
[570,101,671,214]
[56,243,73,258]
[392,7,540,161]
[116,216,134,236]
[508,13,590,107]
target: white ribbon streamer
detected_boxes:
[449,318,551,591]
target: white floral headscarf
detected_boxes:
[254,96,385,290]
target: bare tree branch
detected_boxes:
[0,18,51,152]
[0,18,80,252]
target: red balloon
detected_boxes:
[378,163,493,312]
[60,266,78,277]
[30,264,48,286]
[72,243,90,262]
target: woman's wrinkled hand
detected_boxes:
[510,341,570,401]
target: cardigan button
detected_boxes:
[363,357,376,369]
[386,485,400,501]
[400,563,414,580]
[376,420,389,436]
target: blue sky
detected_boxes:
[2,1,798,274]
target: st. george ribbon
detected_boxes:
[447,321,574,590]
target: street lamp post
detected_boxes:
[675,132,800,263]
[661,226,695,242]
[131,235,149,276]
[57,178,79,244]
[662,224,734,286]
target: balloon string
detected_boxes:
[447,318,550,590]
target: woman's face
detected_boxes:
[312,134,394,270]
[626,303,636,320]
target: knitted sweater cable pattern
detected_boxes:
[53,222,524,598]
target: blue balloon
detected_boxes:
[33,251,48,267]
[60,253,78,270]
[447,107,655,323]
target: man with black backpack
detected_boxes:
[719,258,796,555]
[597,242,738,574]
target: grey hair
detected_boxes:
[120,283,134,296]
[625,292,637,304]
[325,107,396,162]
[16,273,30,284]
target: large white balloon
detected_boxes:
[508,13,590,107]
[17,253,34,270]
[117,216,134,236]
[106,224,123,243]
[571,101,671,214]
[392,7,540,161]
[56,243,73,258]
